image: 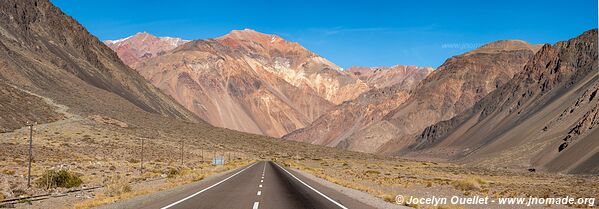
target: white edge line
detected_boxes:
[274,163,348,209]
[160,162,257,209]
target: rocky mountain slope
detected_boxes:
[104,32,189,66]
[125,29,370,137]
[0,82,63,132]
[345,65,433,90]
[0,0,198,132]
[284,66,432,147]
[342,40,543,153]
[411,29,598,174]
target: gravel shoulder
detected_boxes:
[289,167,410,209]
[93,165,247,209]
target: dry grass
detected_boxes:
[452,178,480,192]
[1,100,597,208]
[277,158,599,208]
[72,159,253,209]
[103,175,132,197]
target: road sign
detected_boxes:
[212,156,225,165]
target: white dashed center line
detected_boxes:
[259,184,262,187]
[160,163,256,209]
[257,191,262,196]
[252,201,260,209]
[261,180,263,182]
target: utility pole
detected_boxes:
[26,122,34,188]
[180,139,184,167]
[140,138,145,174]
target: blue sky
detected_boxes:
[52,0,597,68]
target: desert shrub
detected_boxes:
[1,169,15,175]
[364,170,381,175]
[382,194,395,203]
[165,167,181,178]
[475,177,488,185]
[103,176,132,197]
[128,158,140,164]
[452,178,480,191]
[35,169,83,189]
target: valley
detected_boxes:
[0,0,597,208]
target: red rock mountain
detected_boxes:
[412,29,598,174]
[121,29,370,137]
[339,40,542,153]
[0,0,198,132]
[104,32,189,66]
[285,66,432,147]
[345,65,433,90]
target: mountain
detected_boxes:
[340,40,543,153]
[284,65,432,147]
[104,32,189,66]
[412,29,598,174]
[0,0,198,132]
[126,29,369,137]
[212,29,370,105]
[345,65,433,90]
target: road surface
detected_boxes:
[136,161,375,209]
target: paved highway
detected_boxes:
[135,161,375,209]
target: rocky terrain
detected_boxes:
[411,29,599,174]
[0,0,374,205]
[1,1,597,208]
[0,0,198,129]
[0,82,63,132]
[340,40,542,153]
[115,29,370,137]
[345,65,433,90]
[104,32,189,67]
[284,66,432,148]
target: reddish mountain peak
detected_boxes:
[215,29,296,49]
[466,40,543,55]
[104,32,189,66]
[345,65,433,90]
[223,29,277,40]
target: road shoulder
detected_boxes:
[95,163,254,209]
[287,166,409,209]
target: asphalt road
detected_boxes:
[136,161,375,209]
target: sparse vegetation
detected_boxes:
[1,169,15,175]
[277,158,599,207]
[165,167,182,178]
[34,169,83,189]
[103,175,132,197]
[73,160,253,209]
[452,178,480,191]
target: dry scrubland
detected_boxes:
[1,111,598,209]
[0,112,599,208]
[0,109,597,209]
[278,158,599,208]
[0,114,258,208]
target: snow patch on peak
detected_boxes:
[105,36,132,45]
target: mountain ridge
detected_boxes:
[340,39,541,153]
[411,29,598,174]
[115,30,373,137]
